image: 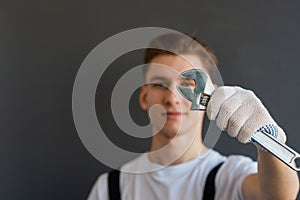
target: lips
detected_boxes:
[164,112,185,119]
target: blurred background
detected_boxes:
[1,0,300,199]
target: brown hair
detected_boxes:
[144,33,218,78]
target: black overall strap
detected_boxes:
[108,169,121,200]
[108,163,224,200]
[202,162,224,200]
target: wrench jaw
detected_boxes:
[176,86,207,110]
[177,69,213,111]
[176,86,193,102]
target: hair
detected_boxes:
[143,33,218,78]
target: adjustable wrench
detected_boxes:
[176,69,300,171]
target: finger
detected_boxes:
[216,89,248,131]
[207,86,237,120]
[238,106,275,143]
[227,103,254,140]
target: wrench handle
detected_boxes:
[251,131,300,171]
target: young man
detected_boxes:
[88,34,299,199]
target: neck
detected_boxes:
[148,127,207,166]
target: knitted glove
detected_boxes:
[206,86,286,143]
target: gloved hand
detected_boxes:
[206,86,286,143]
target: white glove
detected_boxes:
[206,86,286,143]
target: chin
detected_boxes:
[159,126,183,139]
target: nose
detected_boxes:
[163,83,181,106]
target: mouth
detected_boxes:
[163,112,185,119]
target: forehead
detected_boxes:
[145,54,206,81]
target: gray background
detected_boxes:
[1,0,300,199]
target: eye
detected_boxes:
[151,82,168,88]
[180,80,195,88]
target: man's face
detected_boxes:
[139,54,207,138]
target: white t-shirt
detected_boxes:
[87,149,257,200]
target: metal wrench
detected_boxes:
[176,69,300,171]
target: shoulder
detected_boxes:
[220,155,258,177]
[87,173,109,200]
[200,149,227,169]
[86,154,146,200]
[215,154,258,200]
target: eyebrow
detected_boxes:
[149,76,169,82]
[149,76,194,83]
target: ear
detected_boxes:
[139,85,148,110]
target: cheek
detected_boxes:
[178,98,192,111]
[146,91,163,103]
